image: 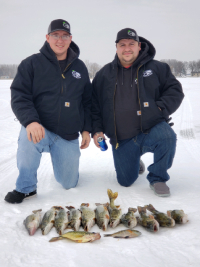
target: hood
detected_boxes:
[40,40,80,63]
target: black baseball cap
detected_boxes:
[115,28,139,43]
[48,19,71,35]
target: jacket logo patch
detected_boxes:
[65,102,70,107]
[137,110,141,116]
[144,102,149,107]
[72,70,81,79]
[143,70,153,77]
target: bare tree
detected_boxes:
[84,60,102,79]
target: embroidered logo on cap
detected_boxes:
[143,70,153,77]
[128,30,136,37]
[137,111,141,115]
[144,102,149,107]
[65,102,70,107]
[63,22,70,29]
[72,70,81,79]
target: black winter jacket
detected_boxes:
[11,41,92,140]
[92,37,184,147]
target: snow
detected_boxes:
[0,78,200,267]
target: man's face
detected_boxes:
[116,39,141,67]
[46,30,72,60]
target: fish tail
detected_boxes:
[107,189,118,201]
[66,206,75,210]
[145,204,156,212]
[49,236,63,242]
[52,206,64,210]
[32,209,42,213]
[128,208,137,213]
[81,203,89,207]
[137,206,146,214]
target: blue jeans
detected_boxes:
[112,122,176,186]
[16,126,80,193]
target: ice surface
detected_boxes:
[0,78,200,267]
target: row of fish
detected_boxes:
[24,189,188,237]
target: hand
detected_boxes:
[26,122,45,144]
[80,131,91,149]
[93,132,106,148]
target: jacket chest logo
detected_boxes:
[143,70,153,77]
[72,70,81,79]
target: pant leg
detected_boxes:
[141,122,177,184]
[50,137,80,189]
[112,138,141,187]
[16,126,50,194]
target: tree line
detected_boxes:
[160,59,200,77]
[1,59,200,79]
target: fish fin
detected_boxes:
[32,209,42,213]
[81,203,89,207]
[66,206,75,210]
[51,220,55,224]
[95,203,101,206]
[106,214,110,219]
[52,206,64,210]
[167,211,172,217]
[104,234,111,237]
[49,236,63,242]
[149,215,155,219]
[128,208,137,213]
[116,205,120,209]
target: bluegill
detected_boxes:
[121,208,137,229]
[41,206,63,235]
[95,203,110,231]
[80,203,96,232]
[104,229,141,239]
[24,209,42,236]
[54,207,69,235]
[167,210,188,224]
[49,231,101,243]
[137,206,159,232]
[107,189,122,228]
[66,206,82,231]
[146,204,175,227]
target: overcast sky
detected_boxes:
[0,0,200,66]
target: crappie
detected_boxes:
[54,208,69,235]
[41,206,62,235]
[167,210,188,224]
[24,209,42,236]
[95,203,110,231]
[104,229,141,239]
[107,189,122,228]
[49,231,101,243]
[146,204,175,227]
[137,206,159,232]
[66,206,82,231]
[121,208,137,229]
[80,203,96,232]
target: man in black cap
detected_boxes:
[92,28,184,197]
[5,19,92,203]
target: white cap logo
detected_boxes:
[128,30,136,37]
[63,22,69,29]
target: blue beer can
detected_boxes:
[97,137,108,151]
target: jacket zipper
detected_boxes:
[137,64,143,132]
[114,68,119,149]
[57,63,71,130]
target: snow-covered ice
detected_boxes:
[0,78,200,267]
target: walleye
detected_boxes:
[107,189,122,228]
[49,231,101,243]
[167,209,188,224]
[95,203,110,231]
[104,229,141,238]
[137,206,159,232]
[146,204,175,227]
[80,203,96,232]
[54,207,69,235]
[41,206,62,235]
[121,208,137,229]
[24,209,42,236]
[66,206,82,231]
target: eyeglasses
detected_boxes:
[49,34,71,41]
